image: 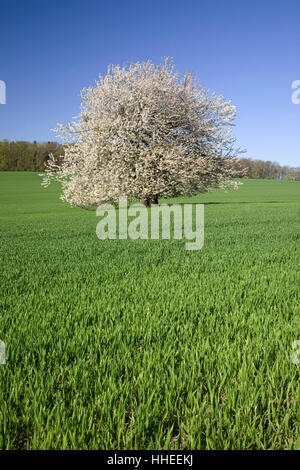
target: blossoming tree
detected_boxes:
[42,58,244,206]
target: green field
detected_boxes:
[0,172,299,450]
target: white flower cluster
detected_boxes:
[42,58,244,206]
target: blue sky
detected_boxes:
[0,0,299,166]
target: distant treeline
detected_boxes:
[0,139,299,180]
[0,140,63,171]
[232,157,300,180]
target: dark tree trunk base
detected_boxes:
[141,195,159,206]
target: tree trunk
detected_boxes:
[141,195,159,206]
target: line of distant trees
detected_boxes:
[0,139,299,180]
[232,157,300,180]
[0,139,63,171]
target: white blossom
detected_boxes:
[42,58,245,206]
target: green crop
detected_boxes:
[0,172,299,449]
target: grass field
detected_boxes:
[0,171,299,450]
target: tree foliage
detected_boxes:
[42,58,245,206]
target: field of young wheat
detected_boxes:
[0,172,299,449]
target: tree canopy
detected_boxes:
[42,58,247,206]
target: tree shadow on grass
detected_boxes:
[202,200,286,205]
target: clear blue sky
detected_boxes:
[0,0,299,166]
